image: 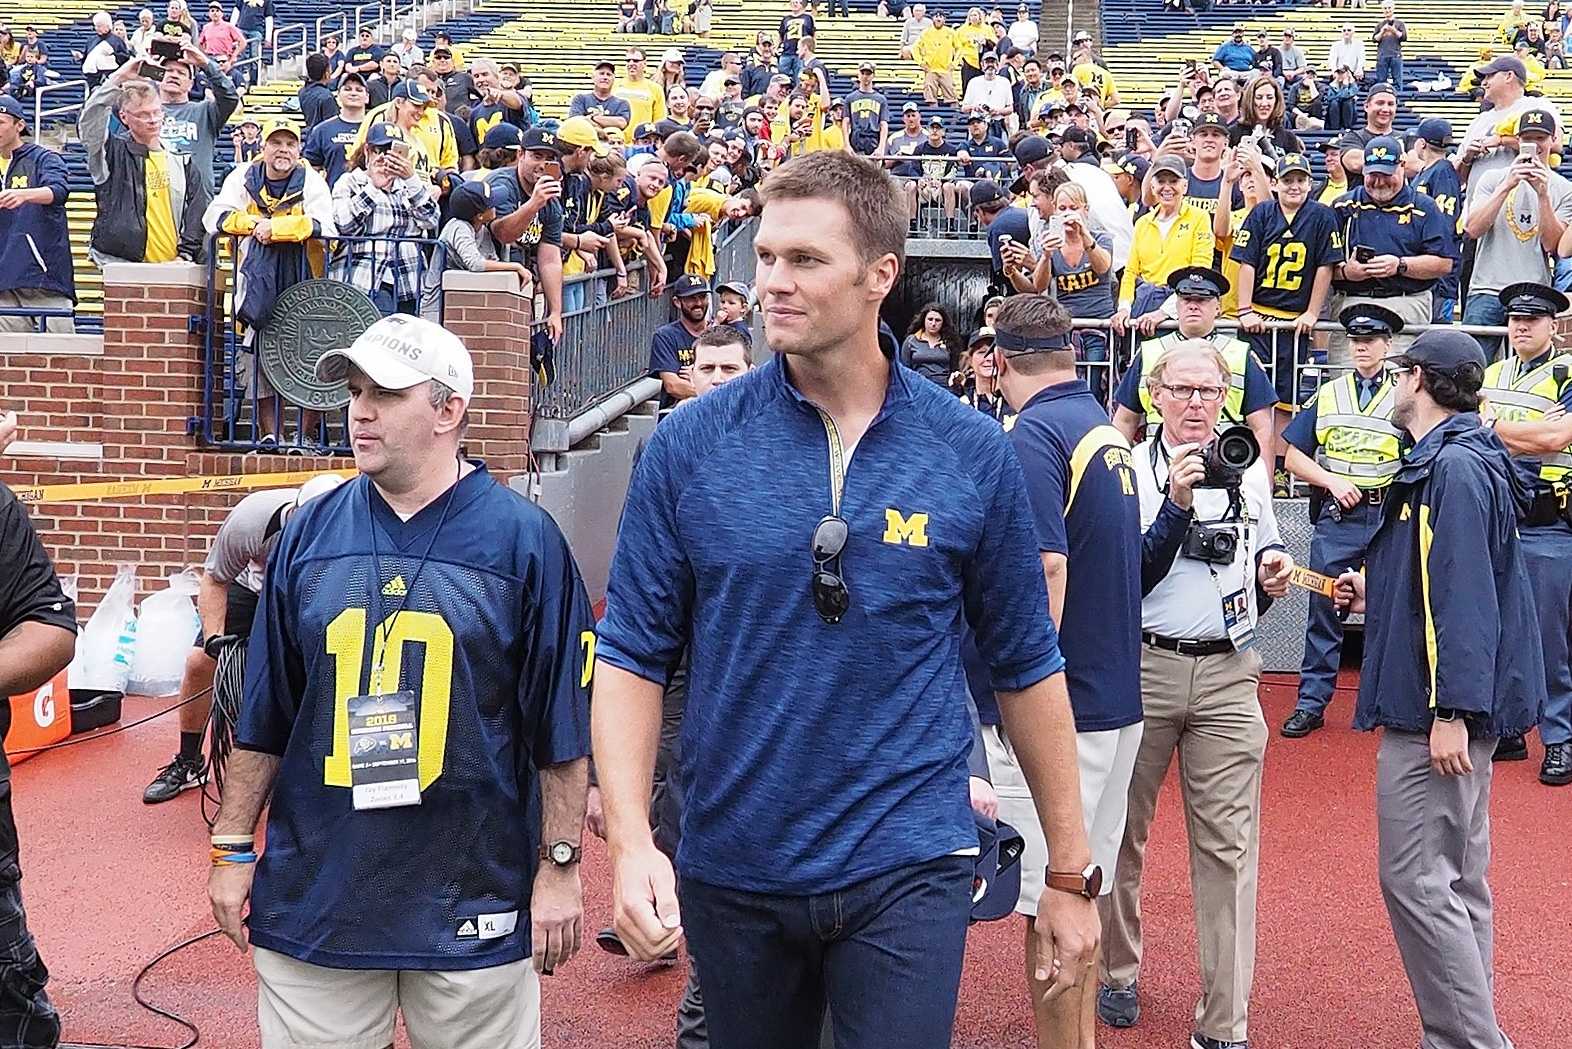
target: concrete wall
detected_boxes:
[524,402,659,607]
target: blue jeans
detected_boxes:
[1462,292,1506,360]
[244,31,263,86]
[371,285,417,317]
[1297,498,1383,715]
[680,855,973,1049]
[0,859,58,1049]
[779,54,802,83]
[1326,95,1356,131]
[1372,54,1402,89]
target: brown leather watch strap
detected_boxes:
[1046,869,1091,898]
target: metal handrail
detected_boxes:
[271,22,307,69]
[32,77,88,129]
[314,11,349,50]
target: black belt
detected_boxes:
[1361,488,1385,505]
[1524,485,1572,528]
[1142,632,1234,657]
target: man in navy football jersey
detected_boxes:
[209,315,593,1049]
[990,294,1145,1049]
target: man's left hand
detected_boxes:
[530,864,584,974]
[0,189,30,210]
[180,41,209,66]
[1429,716,1473,776]
[1033,887,1100,1004]
[1293,310,1318,337]
[968,776,998,821]
[1258,548,1294,598]
[547,312,563,343]
[251,218,273,243]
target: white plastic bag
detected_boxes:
[127,569,201,697]
[75,565,138,694]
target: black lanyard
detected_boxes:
[365,460,462,693]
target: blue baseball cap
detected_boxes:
[1387,328,1487,372]
[970,816,1026,923]
[1413,117,1452,148]
[671,274,711,299]
[365,122,405,148]
[391,78,432,105]
[448,179,494,222]
[0,96,25,126]
[1363,135,1402,175]
[481,122,523,150]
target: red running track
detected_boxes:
[20,676,1570,1049]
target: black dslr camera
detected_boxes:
[1182,522,1239,565]
[1198,425,1260,489]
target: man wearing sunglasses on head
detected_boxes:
[593,150,1098,1049]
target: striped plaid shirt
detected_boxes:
[329,168,440,303]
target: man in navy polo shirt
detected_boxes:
[593,149,1100,1049]
[990,294,1145,1049]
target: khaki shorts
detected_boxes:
[984,721,1144,917]
[254,948,541,1049]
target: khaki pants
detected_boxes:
[923,69,958,103]
[1099,643,1267,1044]
[0,289,74,333]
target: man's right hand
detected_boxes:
[1334,569,1366,614]
[610,843,684,961]
[528,176,562,209]
[1327,476,1361,510]
[369,156,396,190]
[209,862,255,952]
[1109,307,1132,335]
[1167,442,1205,510]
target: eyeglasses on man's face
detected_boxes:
[1159,382,1225,403]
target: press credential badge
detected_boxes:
[347,691,422,810]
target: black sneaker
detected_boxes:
[1540,742,1572,786]
[1494,735,1529,762]
[1281,709,1325,738]
[1097,983,1139,1028]
[142,754,206,804]
[1191,1036,1248,1049]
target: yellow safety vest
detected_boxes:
[1313,373,1402,488]
[1136,332,1253,426]
[1483,352,1572,483]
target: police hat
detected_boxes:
[1386,328,1487,372]
[520,126,563,156]
[1168,265,1229,299]
[1276,152,1311,177]
[1498,281,1570,317]
[671,274,711,299]
[1192,112,1229,136]
[1339,302,1404,337]
[1363,135,1402,175]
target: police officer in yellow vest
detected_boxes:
[1111,266,1279,459]
[1480,281,1572,785]
[1279,304,1405,738]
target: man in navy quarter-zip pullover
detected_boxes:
[593,149,1100,1049]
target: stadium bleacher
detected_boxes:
[1097,0,1571,175]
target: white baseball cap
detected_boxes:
[316,314,475,400]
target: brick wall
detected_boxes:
[0,265,535,615]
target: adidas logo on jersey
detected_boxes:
[382,575,408,597]
[456,919,478,938]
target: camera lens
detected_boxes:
[1215,426,1260,470]
[1212,530,1238,558]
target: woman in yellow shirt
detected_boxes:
[1213,147,1272,318]
[955,8,994,93]
[1113,155,1215,333]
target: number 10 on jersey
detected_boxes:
[323,607,455,790]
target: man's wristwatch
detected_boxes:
[1045,863,1103,900]
[540,840,583,867]
[1396,257,1409,276]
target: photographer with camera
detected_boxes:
[1099,338,1292,1049]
